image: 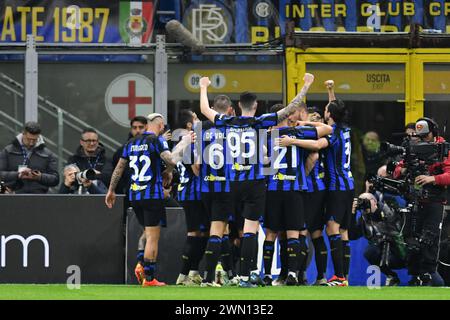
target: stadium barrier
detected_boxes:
[0,195,125,284]
[4,195,441,286]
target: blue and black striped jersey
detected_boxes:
[199,120,230,193]
[214,113,278,181]
[121,131,170,201]
[176,145,201,201]
[266,126,318,191]
[306,151,326,193]
[324,124,354,191]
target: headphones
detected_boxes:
[417,117,439,136]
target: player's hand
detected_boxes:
[163,130,172,141]
[415,175,435,186]
[163,186,172,199]
[276,135,295,147]
[325,80,334,90]
[105,190,116,209]
[303,73,314,86]
[199,77,211,88]
[182,131,196,144]
[162,169,173,188]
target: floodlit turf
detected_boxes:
[0,284,449,300]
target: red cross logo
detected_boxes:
[111,80,152,120]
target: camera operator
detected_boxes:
[393,117,450,286]
[59,164,107,195]
[353,192,407,286]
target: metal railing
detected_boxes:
[0,73,122,173]
[0,109,73,159]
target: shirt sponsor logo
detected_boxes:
[272,172,296,181]
[204,174,226,182]
[130,183,147,191]
[232,163,252,171]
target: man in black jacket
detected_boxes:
[0,121,59,193]
[67,128,112,187]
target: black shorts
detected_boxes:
[231,179,266,224]
[305,191,327,233]
[264,191,305,232]
[132,199,165,227]
[325,190,355,229]
[202,192,233,222]
[180,200,209,233]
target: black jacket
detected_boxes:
[66,144,112,187]
[0,134,59,193]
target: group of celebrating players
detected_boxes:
[105,73,355,288]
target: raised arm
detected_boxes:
[199,77,218,122]
[325,80,336,102]
[277,73,314,122]
[105,158,127,208]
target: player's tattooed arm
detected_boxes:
[108,158,127,192]
[199,77,219,122]
[277,73,314,123]
[163,132,197,167]
[325,80,336,102]
[160,151,176,169]
[105,158,127,208]
[305,152,319,176]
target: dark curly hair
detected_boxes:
[327,99,350,126]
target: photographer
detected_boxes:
[393,118,450,286]
[67,128,112,188]
[59,164,107,195]
[354,192,407,286]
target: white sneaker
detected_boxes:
[272,276,286,286]
[229,275,241,286]
[188,272,203,285]
[385,275,400,286]
[176,274,188,285]
[200,281,222,287]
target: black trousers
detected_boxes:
[406,202,445,275]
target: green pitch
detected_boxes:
[0,285,450,300]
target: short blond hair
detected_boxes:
[147,113,164,122]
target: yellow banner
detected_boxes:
[424,71,450,94]
[184,70,282,93]
[307,70,405,94]
[185,69,450,95]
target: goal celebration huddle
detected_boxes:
[105,73,355,288]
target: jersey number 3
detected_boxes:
[344,141,351,169]
[130,155,152,182]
